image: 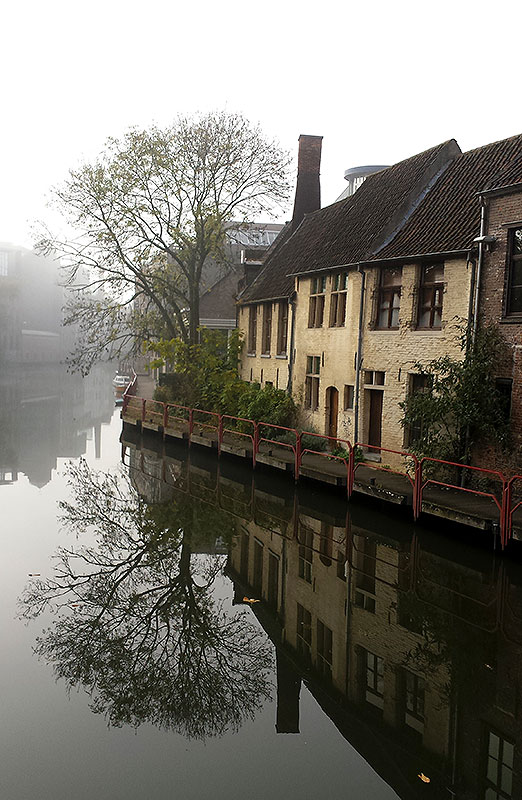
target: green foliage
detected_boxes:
[150,329,243,411]
[400,323,510,464]
[237,383,297,430]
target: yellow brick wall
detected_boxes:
[238,260,472,463]
[238,302,291,391]
[293,260,472,459]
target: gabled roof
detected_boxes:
[239,140,460,303]
[238,133,522,305]
[375,133,522,261]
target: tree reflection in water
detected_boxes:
[20,459,273,739]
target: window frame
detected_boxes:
[276,300,289,356]
[261,302,272,355]
[504,225,522,319]
[376,268,402,330]
[417,263,444,330]
[247,305,257,354]
[329,272,348,327]
[308,276,326,328]
[304,355,320,410]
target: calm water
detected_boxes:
[1,366,521,800]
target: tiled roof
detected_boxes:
[239,133,522,304]
[239,141,459,302]
[375,134,522,261]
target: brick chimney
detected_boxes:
[291,134,322,232]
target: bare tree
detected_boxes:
[38,112,291,373]
[20,460,274,738]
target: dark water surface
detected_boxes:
[2,367,521,800]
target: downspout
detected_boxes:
[472,196,488,342]
[286,292,297,395]
[354,266,366,443]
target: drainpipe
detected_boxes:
[471,196,488,343]
[286,292,297,395]
[354,266,366,443]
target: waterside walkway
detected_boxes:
[121,376,522,548]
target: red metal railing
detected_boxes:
[350,443,418,511]
[297,432,352,487]
[121,395,522,547]
[416,457,507,544]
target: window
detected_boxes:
[485,730,514,799]
[253,539,263,594]
[277,301,288,355]
[319,521,333,566]
[405,373,432,446]
[353,534,376,613]
[296,603,312,661]
[308,276,326,328]
[261,303,272,354]
[495,378,513,424]
[248,305,257,353]
[418,263,444,328]
[505,226,522,317]
[329,272,347,327]
[404,671,425,734]
[317,619,333,680]
[365,650,384,710]
[364,370,385,386]
[377,268,402,329]
[305,355,320,410]
[344,385,355,410]
[298,525,313,583]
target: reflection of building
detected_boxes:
[121,433,522,800]
[0,365,115,487]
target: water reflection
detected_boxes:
[0,364,115,486]
[22,426,522,798]
[20,459,273,739]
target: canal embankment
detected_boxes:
[121,376,522,547]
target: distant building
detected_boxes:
[199,222,284,334]
[0,243,71,363]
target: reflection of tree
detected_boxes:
[20,459,273,739]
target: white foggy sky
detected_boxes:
[1,0,521,248]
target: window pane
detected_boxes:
[511,260,522,287]
[501,765,512,795]
[508,286,522,313]
[503,740,514,767]
[513,228,522,254]
[489,732,500,758]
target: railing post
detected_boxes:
[218,414,223,456]
[413,459,420,521]
[253,422,259,468]
[347,445,355,499]
[188,409,193,446]
[501,479,512,550]
[295,431,302,480]
[141,398,146,423]
[162,403,168,432]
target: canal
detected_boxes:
[1,366,521,799]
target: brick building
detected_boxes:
[238,133,522,468]
[477,170,522,466]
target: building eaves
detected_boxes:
[376,133,522,261]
